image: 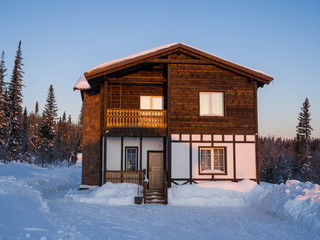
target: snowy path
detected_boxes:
[45,189,320,240]
[1,163,319,240]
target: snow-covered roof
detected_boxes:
[74,43,273,90]
[73,74,90,91]
[89,43,179,72]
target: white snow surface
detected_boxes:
[0,162,319,239]
[73,74,90,90]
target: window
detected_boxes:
[140,96,163,110]
[199,92,224,116]
[200,148,225,173]
[125,147,138,170]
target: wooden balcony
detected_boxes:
[106,109,167,128]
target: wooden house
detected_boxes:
[74,43,273,203]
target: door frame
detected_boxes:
[147,150,164,189]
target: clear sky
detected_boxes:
[1,0,319,138]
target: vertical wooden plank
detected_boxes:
[254,80,260,184]
[189,137,192,184]
[167,62,172,187]
[140,137,143,171]
[121,137,124,171]
[233,136,236,181]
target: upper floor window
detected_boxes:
[199,92,224,116]
[140,96,163,110]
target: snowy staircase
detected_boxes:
[144,189,166,204]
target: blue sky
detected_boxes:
[1,0,319,138]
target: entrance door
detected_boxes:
[148,152,163,189]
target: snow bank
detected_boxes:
[248,180,320,235]
[67,182,142,205]
[169,179,257,207]
[0,162,81,239]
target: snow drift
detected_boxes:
[67,182,142,205]
[168,179,256,207]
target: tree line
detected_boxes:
[258,98,320,184]
[0,42,82,166]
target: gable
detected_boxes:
[83,43,273,87]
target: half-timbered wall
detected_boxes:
[170,133,257,184]
[105,137,163,181]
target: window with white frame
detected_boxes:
[200,148,225,173]
[199,92,224,116]
[140,96,163,110]
[125,147,138,170]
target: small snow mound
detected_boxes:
[74,74,90,90]
[169,179,258,207]
[67,182,142,205]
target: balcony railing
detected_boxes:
[106,109,167,128]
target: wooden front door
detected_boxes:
[148,152,163,189]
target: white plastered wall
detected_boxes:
[213,143,234,179]
[106,137,121,170]
[171,142,190,179]
[235,143,256,179]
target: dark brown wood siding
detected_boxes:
[82,90,102,186]
[106,84,164,109]
[169,64,256,134]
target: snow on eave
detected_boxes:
[85,42,273,83]
[73,74,91,91]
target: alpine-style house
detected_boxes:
[74,43,273,204]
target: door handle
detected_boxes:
[149,167,151,172]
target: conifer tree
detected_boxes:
[294,98,313,181]
[7,41,24,161]
[0,51,8,158]
[37,84,58,166]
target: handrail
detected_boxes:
[107,109,167,128]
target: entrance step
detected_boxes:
[144,189,166,204]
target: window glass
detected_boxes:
[199,92,224,116]
[200,148,225,173]
[152,96,163,110]
[140,96,151,109]
[200,149,211,171]
[126,148,137,170]
[200,93,211,115]
[140,96,163,110]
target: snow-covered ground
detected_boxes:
[0,162,319,240]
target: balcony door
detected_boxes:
[148,151,163,189]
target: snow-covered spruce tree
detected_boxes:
[21,107,31,162]
[77,104,83,152]
[7,41,24,161]
[54,116,66,164]
[294,97,313,181]
[0,51,8,159]
[37,84,58,166]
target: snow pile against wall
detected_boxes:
[247,180,320,235]
[67,182,142,205]
[168,179,257,207]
